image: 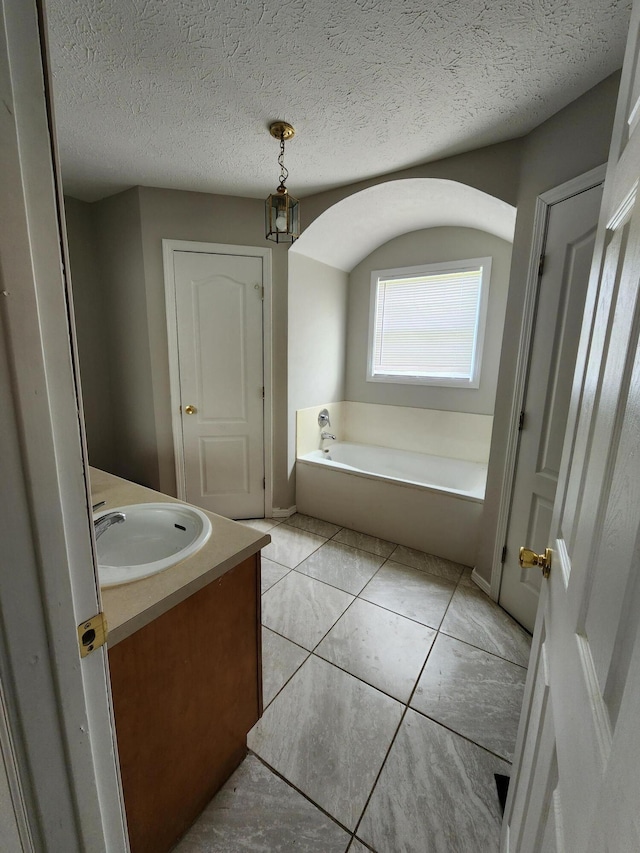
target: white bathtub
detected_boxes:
[296,442,487,566]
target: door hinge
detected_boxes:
[518,411,525,431]
[261,386,265,399]
[78,612,108,658]
[538,255,545,277]
[263,477,266,489]
[501,545,507,564]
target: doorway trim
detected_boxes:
[163,240,274,518]
[488,163,608,601]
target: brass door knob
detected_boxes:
[184,404,197,415]
[519,546,552,579]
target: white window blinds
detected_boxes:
[368,259,490,387]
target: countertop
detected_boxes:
[91,467,270,646]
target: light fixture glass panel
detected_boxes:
[265,192,300,243]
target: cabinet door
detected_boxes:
[108,556,261,853]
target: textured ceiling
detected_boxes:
[291,179,517,271]
[46,0,630,203]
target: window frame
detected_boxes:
[366,256,492,389]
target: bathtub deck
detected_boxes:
[175,514,532,853]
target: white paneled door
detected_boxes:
[503,5,640,851]
[171,248,266,518]
[501,181,603,631]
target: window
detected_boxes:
[367,257,492,388]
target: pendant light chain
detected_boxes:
[278,135,289,190]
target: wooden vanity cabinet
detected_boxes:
[108,554,262,853]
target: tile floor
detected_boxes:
[175,514,532,853]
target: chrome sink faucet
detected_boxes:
[94,511,126,540]
[321,431,336,440]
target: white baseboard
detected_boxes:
[471,567,494,598]
[272,506,297,519]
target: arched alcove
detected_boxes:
[290,178,516,272]
[287,178,517,488]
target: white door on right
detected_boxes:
[503,5,640,850]
[500,182,603,632]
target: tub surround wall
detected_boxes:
[345,227,512,416]
[297,403,346,460]
[297,402,493,465]
[343,402,492,463]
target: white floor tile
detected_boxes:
[262,626,309,707]
[348,840,372,853]
[441,583,532,667]
[248,655,403,831]
[261,570,354,650]
[239,518,283,533]
[261,557,290,593]
[261,524,326,569]
[284,512,342,538]
[360,561,456,629]
[296,540,386,595]
[358,710,508,853]
[411,633,527,760]
[316,598,436,702]
[390,545,466,583]
[174,754,350,852]
[333,528,396,558]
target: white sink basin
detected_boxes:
[94,502,212,587]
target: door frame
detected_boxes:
[1,0,128,848]
[488,163,608,602]
[163,240,274,518]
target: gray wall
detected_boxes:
[288,253,348,480]
[64,196,115,472]
[474,71,621,585]
[91,188,157,487]
[301,139,523,229]
[345,227,512,415]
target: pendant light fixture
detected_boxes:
[265,121,300,243]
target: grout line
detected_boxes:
[436,629,530,669]
[406,705,514,766]
[248,751,356,837]
[261,569,292,595]
[262,555,292,570]
[350,702,410,840]
[350,614,445,840]
[355,592,447,632]
[308,651,409,707]
[260,647,312,711]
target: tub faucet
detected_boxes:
[321,431,336,440]
[94,511,126,540]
